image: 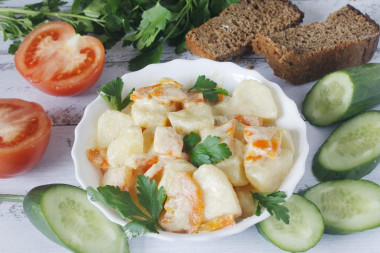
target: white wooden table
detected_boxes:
[1,0,380,252]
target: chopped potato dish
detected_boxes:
[87,78,294,233]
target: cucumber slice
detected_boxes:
[313,111,380,181]
[303,63,380,126]
[23,184,129,253]
[304,180,380,234]
[257,194,324,252]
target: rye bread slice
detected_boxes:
[253,5,380,85]
[185,0,304,61]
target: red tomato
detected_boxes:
[14,21,105,96]
[0,99,52,178]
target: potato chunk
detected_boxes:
[107,126,143,167]
[101,166,134,191]
[232,80,278,121]
[158,159,197,190]
[244,128,294,192]
[154,126,183,158]
[193,164,241,222]
[160,172,203,233]
[216,139,248,186]
[168,103,214,135]
[131,101,175,129]
[97,109,134,148]
[235,185,256,218]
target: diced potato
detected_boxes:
[144,163,164,183]
[234,121,246,143]
[97,109,134,148]
[200,119,235,147]
[124,153,158,171]
[244,126,282,161]
[101,166,133,191]
[193,164,242,222]
[131,79,187,106]
[158,159,197,190]
[199,214,235,232]
[245,149,293,192]
[234,114,263,127]
[244,128,295,192]
[182,92,204,109]
[235,185,255,218]
[131,101,176,128]
[168,103,214,135]
[160,172,203,233]
[232,80,278,121]
[154,126,183,158]
[216,139,248,186]
[142,127,155,153]
[107,126,143,167]
[212,96,234,122]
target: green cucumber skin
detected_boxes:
[23,184,129,253]
[23,184,70,250]
[303,63,380,126]
[304,180,380,235]
[312,110,380,181]
[313,149,380,181]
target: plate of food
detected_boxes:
[72,58,308,241]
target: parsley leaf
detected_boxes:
[99,77,134,111]
[183,132,232,167]
[251,191,290,224]
[188,75,229,102]
[87,175,166,239]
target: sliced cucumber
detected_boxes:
[304,180,380,234]
[257,194,324,252]
[313,111,380,181]
[303,63,380,126]
[23,184,129,253]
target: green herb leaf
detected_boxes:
[99,77,134,111]
[129,45,162,71]
[188,75,229,102]
[183,132,232,167]
[183,132,201,153]
[87,175,166,238]
[251,191,290,224]
[8,40,21,54]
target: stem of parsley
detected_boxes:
[0,8,106,25]
[0,194,25,202]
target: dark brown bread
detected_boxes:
[253,5,380,85]
[185,0,304,61]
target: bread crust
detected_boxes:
[185,0,304,61]
[253,5,380,85]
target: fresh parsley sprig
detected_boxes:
[99,77,134,111]
[188,75,229,102]
[184,132,232,167]
[87,175,166,239]
[251,191,290,224]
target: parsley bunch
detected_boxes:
[0,0,238,70]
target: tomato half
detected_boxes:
[15,21,105,96]
[0,99,52,178]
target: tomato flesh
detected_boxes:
[15,21,105,96]
[0,99,52,178]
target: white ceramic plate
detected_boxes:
[72,58,308,241]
